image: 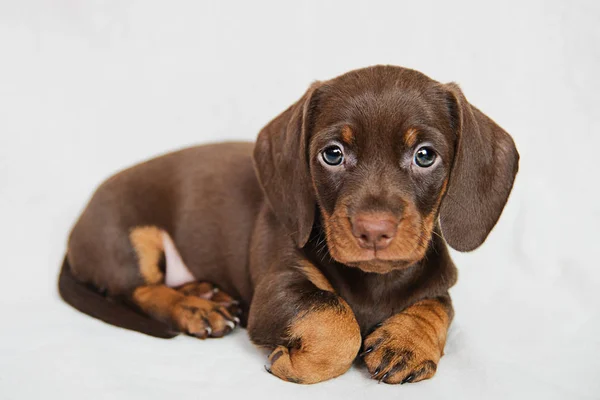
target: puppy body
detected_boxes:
[68,143,261,304]
[60,65,518,385]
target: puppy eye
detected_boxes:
[322,145,344,166]
[414,146,437,168]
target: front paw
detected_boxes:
[262,306,362,384]
[361,312,445,384]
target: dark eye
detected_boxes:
[322,145,344,166]
[414,147,436,168]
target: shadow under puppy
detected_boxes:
[59,65,519,385]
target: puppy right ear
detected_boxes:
[253,82,322,248]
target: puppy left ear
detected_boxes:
[253,82,322,248]
[439,83,520,252]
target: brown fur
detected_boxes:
[59,65,519,385]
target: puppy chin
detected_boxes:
[327,243,420,274]
[347,260,406,274]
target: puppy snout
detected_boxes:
[351,213,398,251]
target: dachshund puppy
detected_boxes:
[59,65,519,384]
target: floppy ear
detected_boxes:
[439,83,519,252]
[253,83,322,248]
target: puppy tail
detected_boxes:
[58,256,178,339]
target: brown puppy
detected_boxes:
[59,65,519,385]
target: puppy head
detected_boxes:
[254,66,519,273]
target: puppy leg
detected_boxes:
[248,262,361,384]
[361,296,453,384]
[129,226,239,338]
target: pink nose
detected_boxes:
[351,214,398,250]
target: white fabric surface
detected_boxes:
[1,1,599,399]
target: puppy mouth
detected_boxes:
[337,249,419,269]
[340,244,403,263]
[325,226,426,269]
[344,258,414,274]
[321,207,431,272]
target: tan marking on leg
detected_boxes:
[267,298,361,384]
[129,226,164,285]
[132,285,182,322]
[177,282,215,299]
[403,128,419,147]
[362,298,451,384]
[341,125,354,145]
[298,261,334,292]
[132,285,237,338]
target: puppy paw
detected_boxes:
[262,307,361,384]
[177,281,242,319]
[171,296,238,339]
[361,312,444,384]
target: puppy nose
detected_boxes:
[351,214,398,251]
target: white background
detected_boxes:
[1,1,599,399]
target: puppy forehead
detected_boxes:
[315,84,447,144]
[313,109,445,157]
